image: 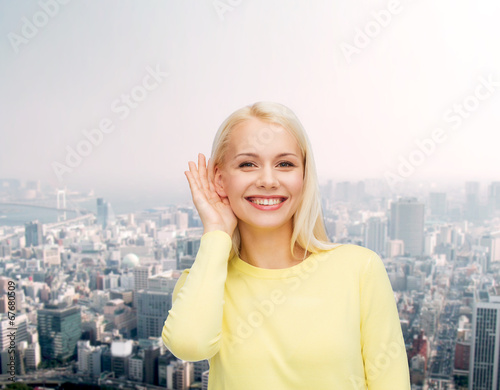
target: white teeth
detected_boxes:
[249,198,284,205]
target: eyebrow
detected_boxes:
[234,152,298,159]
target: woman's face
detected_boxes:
[214,117,304,231]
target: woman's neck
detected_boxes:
[238,222,309,269]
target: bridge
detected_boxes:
[45,213,95,228]
[0,201,90,214]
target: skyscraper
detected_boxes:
[77,340,102,377]
[25,220,43,247]
[136,290,172,339]
[364,217,387,256]
[429,192,447,218]
[167,360,193,390]
[37,303,82,361]
[1,313,28,351]
[488,182,500,213]
[144,345,161,385]
[465,181,481,221]
[96,198,115,229]
[469,295,500,389]
[390,198,425,257]
[133,263,161,307]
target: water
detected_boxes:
[0,196,184,227]
[0,207,78,226]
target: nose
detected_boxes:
[256,165,279,189]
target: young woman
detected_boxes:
[162,102,411,389]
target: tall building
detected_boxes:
[38,246,61,267]
[334,181,365,203]
[202,370,210,390]
[25,220,43,247]
[1,313,29,351]
[136,290,172,339]
[429,192,447,217]
[469,295,500,389]
[24,342,41,370]
[390,198,425,257]
[144,345,161,385]
[167,360,194,390]
[176,237,201,270]
[103,299,136,338]
[364,217,387,256]
[133,265,160,292]
[133,264,160,307]
[129,354,144,382]
[110,340,133,379]
[465,181,481,221]
[97,198,115,229]
[194,359,209,383]
[386,240,405,258]
[158,353,176,387]
[480,233,500,271]
[488,182,500,212]
[37,303,82,361]
[77,340,102,377]
[335,181,351,202]
[175,211,189,230]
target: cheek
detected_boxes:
[224,175,246,199]
[289,174,304,197]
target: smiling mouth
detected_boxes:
[245,197,287,206]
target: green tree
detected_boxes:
[6,383,33,390]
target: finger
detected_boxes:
[207,157,215,193]
[184,170,197,193]
[185,170,207,208]
[198,153,210,192]
[185,166,202,196]
[188,160,201,188]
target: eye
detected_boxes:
[238,162,255,168]
[278,161,295,167]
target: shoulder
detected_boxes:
[317,244,381,274]
[321,243,378,263]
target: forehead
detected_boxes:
[227,118,300,155]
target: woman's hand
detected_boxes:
[184,153,238,237]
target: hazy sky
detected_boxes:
[1,0,499,202]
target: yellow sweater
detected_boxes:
[162,230,411,389]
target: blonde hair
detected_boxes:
[210,101,341,261]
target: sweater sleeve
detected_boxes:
[359,252,411,389]
[161,230,233,361]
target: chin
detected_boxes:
[242,218,292,230]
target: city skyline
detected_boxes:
[1,170,500,387]
[1,1,500,386]
[1,1,500,197]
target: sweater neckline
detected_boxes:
[229,246,343,279]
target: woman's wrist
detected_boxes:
[203,226,231,236]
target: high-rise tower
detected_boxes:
[469,294,500,389]
[390,198,425,256]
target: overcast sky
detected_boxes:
[1,0,499,203]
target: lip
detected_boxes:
[244,196,288,199]
[245,197,288,211]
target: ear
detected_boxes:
[213,165,228,198]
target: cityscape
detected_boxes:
[0,177,500,390]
